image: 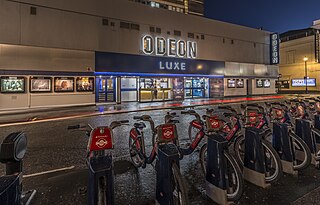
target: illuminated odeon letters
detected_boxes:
[142,35,197,59]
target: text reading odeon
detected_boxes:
[142,35,197,59]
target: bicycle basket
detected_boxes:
[271,108,284,120]
[88,127,113,152]
[245,109,259,126]
[156,124,178,143]
[206,116,224,132]
[316,102,320,113]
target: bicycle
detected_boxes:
[129,113,189,205]
[196,105,283,183]
[180,109,243,202]
[242,102,312,171]
[68,120,129,205]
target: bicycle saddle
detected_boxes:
[134,122,146,129]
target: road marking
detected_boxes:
[23,166,75,178]
[0,96,284,128]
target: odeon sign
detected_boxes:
[142,35,197,59]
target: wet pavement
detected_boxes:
[1,98,320,204]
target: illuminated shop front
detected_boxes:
[95,51,225,103]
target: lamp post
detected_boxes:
[304,57,308,94]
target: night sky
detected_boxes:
[205,0,320,33]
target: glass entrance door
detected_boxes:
[184,78,207,98]
[95,77,115,102]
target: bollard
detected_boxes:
[272,123,297,175]
[243,127,271,188]
[155,144,180,205]
[205,134,230,205]
[87,155,114,205]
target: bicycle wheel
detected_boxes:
[98,176,106,205]
[289,132,312,171]
[129,137,143,168]
[234,136,282,183]
[171,163,189,205]
[199,144,244,201]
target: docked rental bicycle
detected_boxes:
[191,105,283,183]
[68,120,129,205]
[129,113,189,205]
[180,109,243,202]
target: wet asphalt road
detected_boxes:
[1,101,320,205]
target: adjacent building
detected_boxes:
[279,20,320,92]
[129,0,204,16]
[0,0,278,111]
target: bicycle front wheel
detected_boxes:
[199,144,244,201]
[234,136,282,183]
[290,132,312,171]
[172,163,189,205]
[97,176,106,205]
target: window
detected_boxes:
[167,31,171,35]
[168,5,172,10]
[120,22,130,29]
[131,23,140,30]
[30,7,37,15]
[231,39,234,44]
[286,50,296,64]
[188,33,194,38]
[254,42,256,48]
[201,34,205,40]
[102,18,108,26]
[150,26,155,32]
[156,27,161,34]
[223,38,225,43]
[110,22,115,27]
[174,30,181,36]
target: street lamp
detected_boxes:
[304,57,308,94]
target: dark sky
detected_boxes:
[205,0,320,33]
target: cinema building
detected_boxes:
[0,0,278,111]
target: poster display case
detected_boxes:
[54,77,74,92]
[76,77,94,92]
[236,79,244,88]
[227,79,236,88]
[256,79,264,88]
[0,76,25,93]
[30,77,52,92]
[264,79,271,88]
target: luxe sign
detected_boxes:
[142,35,197,59]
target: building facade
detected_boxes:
[0,0,278,111]
[279,20,320,92]
[129,0,204,16]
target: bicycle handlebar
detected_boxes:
[181,110,201,121]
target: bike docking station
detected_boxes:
[205,133,232,205]
[155,124,181,205]
[0,132,36,205]
[272,123,298,175]
[313,115,320,158]
[295,119,320,166]
[243,127,271,188]
[87,127,114,205]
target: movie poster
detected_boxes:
[76,77,94,92]
[172,78,184,101]
[30,77,52,92]
[1,77,25,93]
[54,77,74,92]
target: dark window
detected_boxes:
[254,43,256,48]
[111,22,115,27]
[156,27,161,34]
[120,22,130,29]
[231,39,234,44]
[102,19,108,26]
[196,35,199,39]
[201,34,205,40]
[131,23,140,30]
[174,30,181,36]
[167,31,171,35]
[188,33,194,38]
[30,7,37,15]
[150,26,155,32]
[223,38,225,43]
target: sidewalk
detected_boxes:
[0,95,285,126]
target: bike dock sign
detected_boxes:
[89,127,113,151]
